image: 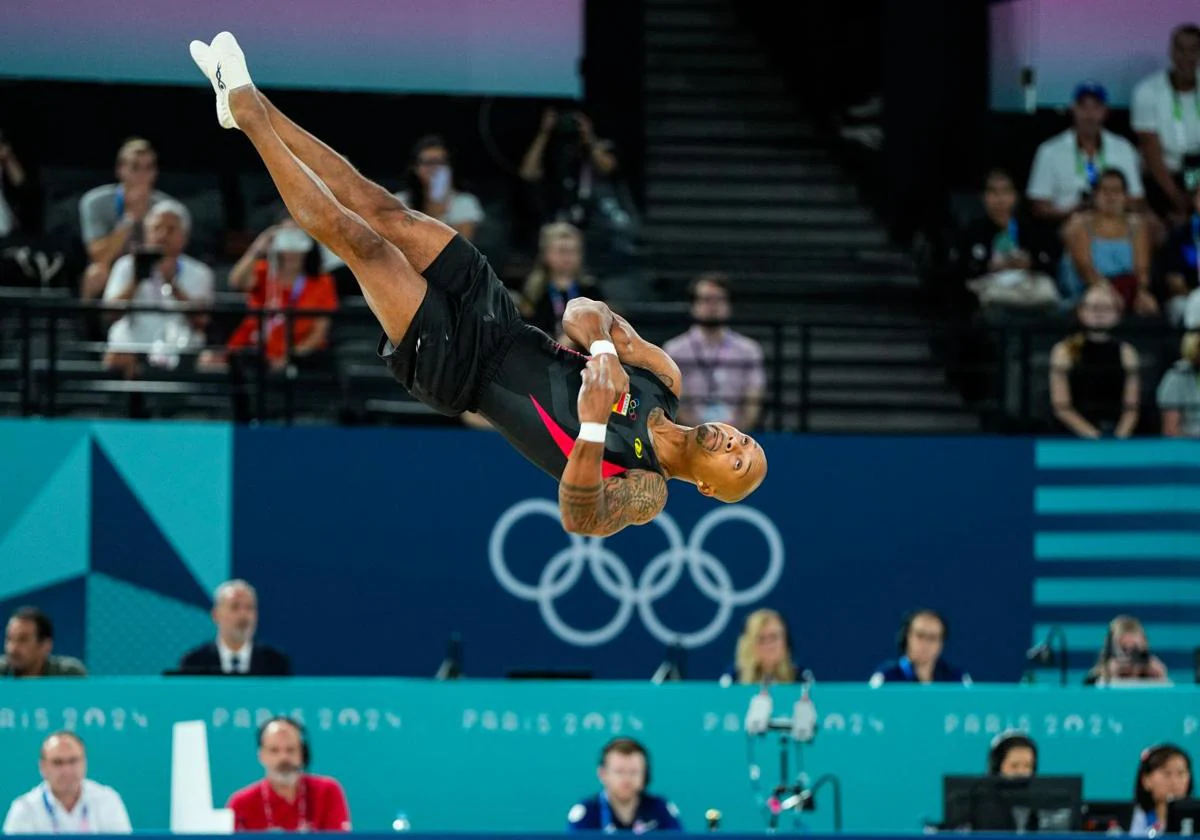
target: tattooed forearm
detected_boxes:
[559,471,667,537]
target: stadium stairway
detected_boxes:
[640,0,980,433]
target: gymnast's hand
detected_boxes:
[578,358,618,425]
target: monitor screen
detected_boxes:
[1168,799,1200,835]
[944,775,1084,832]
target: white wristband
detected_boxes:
[577,422,607,444]
[589,340,617,357]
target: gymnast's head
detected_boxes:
[686,422,766,503]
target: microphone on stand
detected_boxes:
[790,671,818,744]
[651,640,685,684]
[1026,626,1069,686]
[744,680,773,736]
[434,633,462,680]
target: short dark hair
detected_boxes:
[984,168,1015,189]
[1135,744,1194,812]
[689,272,731,301]
[40,730,85,758]
[10,607,53,642]
[1098,167,1128,192]
[601,737,647,765]
[1172,24,1200,45]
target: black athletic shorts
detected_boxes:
[377,234,522,415]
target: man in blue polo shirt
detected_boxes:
[567,738,682,833]
[870,608,971,686]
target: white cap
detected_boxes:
[271,228,313,255]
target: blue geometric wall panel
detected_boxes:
[0,420,88,544]
[0,436,90,600]
[90,442,209,609]
[85,573,213,675]
[91,421,231,598]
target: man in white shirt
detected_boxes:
[102,200,214,377]
[176,580,292,676]
[2,731,131,834]
[1132,24,1200,224]
[1026,81,1145,227]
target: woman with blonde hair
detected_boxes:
[1085,615,1168,685]
[724,608,796,685]
[1157,332,1200,437]
[519,222,601,339]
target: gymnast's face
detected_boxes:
[689,423,766,502]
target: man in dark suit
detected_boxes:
[177,579,292,676]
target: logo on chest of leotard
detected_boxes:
[612,394,639,420]
[634,438,643,459]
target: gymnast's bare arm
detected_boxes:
[558,358,667,537]
[561,298,682,398]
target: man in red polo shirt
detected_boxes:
[226,717,351,832]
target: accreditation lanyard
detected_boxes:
[261,779,308,832]
[1169,71,1200,153]
[42,789,88,833]
[1074,143,1106,188]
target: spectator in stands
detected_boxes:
[1059,169,1157,314]
[2,731,131,833]
[1026,82,1145,229]
[1132,25,1200,226]
[400,135,483,241]
[102,200,214,378]
[215,223,337,372]
[1131,744,1193,835]
[663,274,766,430]
[959,169,1058,311]
[721,608,796,686]
[566,738,682,832]
[520,108,638,276]
[177,579,292,676]
[0,607,86,677]
[1158,332,1200,437]
[519,222,601,338]
[1163,183,1200,325]
[1086,615,1169,686]
[1049,283,1141,439]
[869,609,971,686]
[227,717,351,832]
[988,731,1038,778]
[79,138,184,301]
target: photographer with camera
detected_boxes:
[519,107,639,283]
[1085,615,1169,685]
[102,200,214,378]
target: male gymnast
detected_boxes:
[188,32,766,536]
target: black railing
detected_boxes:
[0,293,1187,433]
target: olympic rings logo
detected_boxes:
[488,499,785,648]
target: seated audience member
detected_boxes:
[2,732,131,834]
[567,738,681,833]
[79,138,184,301]
[1026,82,1145,229]
[1132,24,1200,226]
[1130,744,1193,835]
[102,200,214,378]
[1163,184,1200,324]
[959,169,1058,310]
[1158,332,1200,437]
[0,607,86,677]
[870,609,971,686]
[662,274,766,430]
[177,579,291,676]
[1049,283,1141,439]
[519,222,601,337]
[399,135,483,241]
[227,717,351,832]
[218,224,337,371]
[721,608,796,686]
[1085,615,1169,686]
[988,731,1038,778]
[1059,169,1157,314]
